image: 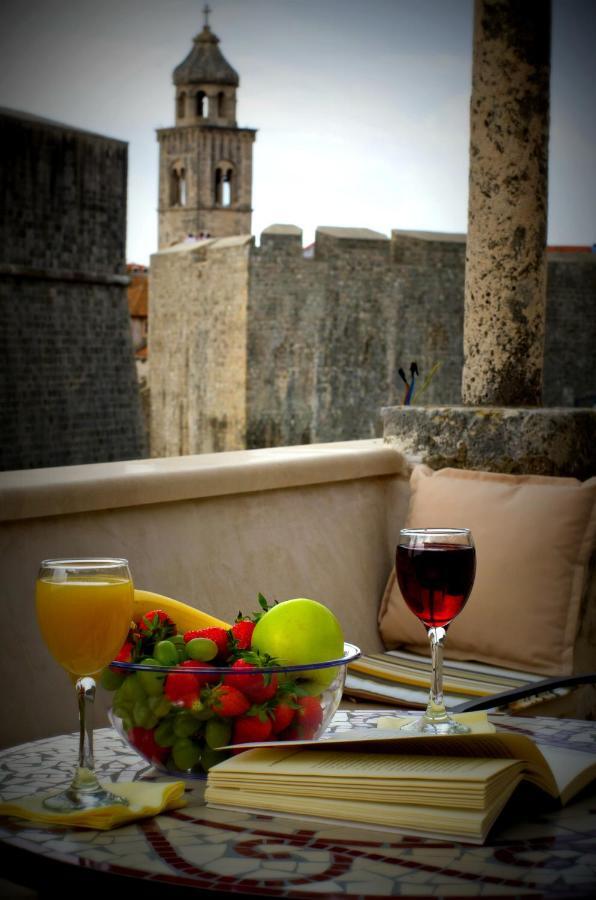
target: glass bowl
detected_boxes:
[107,642,361,778]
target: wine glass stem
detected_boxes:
[427,626,447,718]
[70,676,102,795]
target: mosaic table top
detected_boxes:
[1,710,595,898]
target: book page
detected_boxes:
[208,748,522,810]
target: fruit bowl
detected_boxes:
[107,642,361,778]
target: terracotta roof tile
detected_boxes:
[128,274,148,317]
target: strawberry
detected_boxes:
[128,726,169,764]
[279,696,323,740]
[164,660,218,707]
[232,711,273,746]
[230,619,255,650]
[183,626,230,660]
[223,658,278,702]
[109,640,134,674]
[203,683,251,718]
[268,700,296,734]
[137,609,175,643]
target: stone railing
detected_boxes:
[0,440,410,748]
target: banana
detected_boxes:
[133,588,231,633]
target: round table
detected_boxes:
[1,710,595,898]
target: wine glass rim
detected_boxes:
[39,557,130,568]
[400,527,472,536]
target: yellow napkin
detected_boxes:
[0,780,186,830]
[376,711,495,734]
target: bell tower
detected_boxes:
[157,6,256,247]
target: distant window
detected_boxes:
[170,163,187,206]
[196,91,207,117]
[177,92,186,119]
[217,91,225,117]
[214,164,233,206]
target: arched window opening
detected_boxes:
[214,165,233,207]
[222,172,232,206]
[196,91,207,117]
[217,91,225,117]
[170,162,187,207]
[177,92,186,119]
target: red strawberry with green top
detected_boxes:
[268,700,296,734]
[183,626,229,660]
[203,683,251,718]
[109,640,134,674]
[223,658,278,702]
[279,696,324,740]
[230,619,255,650]
[232,711,273,746]
[137,609,175,643]
[164,660,217,707]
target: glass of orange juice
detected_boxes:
[36,558,134,811]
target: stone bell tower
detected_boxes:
[157,6,256,247]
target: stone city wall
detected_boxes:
[0,109,146,471]
[148,226,595,457]
[149,236,250,457]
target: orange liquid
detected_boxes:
[36,576,133,677]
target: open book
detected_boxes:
[205,713,596,844]
[345,649,562,710]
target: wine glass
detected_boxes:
[396,528,476,735]
[35,558,134,810]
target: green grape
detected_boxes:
[186,638,218,662]
[170,634,186,647]
[174,712,199,738]
[172,738,201,771]
[139,672,165,697]
[136,657,166,697]
[150,696,172,718]
[205,718,232,750]
[176,645,188,662]
[154,719,176,747]
[190,701,213,721]
[100,667,124,692]
[154,640,179,666]
[132,700,157,729]
[201,745,229,771]
[120,673,146,703]
[112,698,132,720]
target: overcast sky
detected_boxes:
[1,0,594,265]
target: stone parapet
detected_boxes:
[391,230,466,266]
[382,405,596,480]
[258,224,303,256]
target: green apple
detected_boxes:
[251,598,345,694]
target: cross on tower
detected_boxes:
[203,4,211,27]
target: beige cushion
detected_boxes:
[378,466,596,676]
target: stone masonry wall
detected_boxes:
[544,255,596,407]
[247,228,465,448]
[149,236,250,456]
[0,109,146,470]
[157,126,254,247]
[148,228,594,457]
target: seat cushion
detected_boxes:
[378,465,596,676]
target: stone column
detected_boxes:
[462,0,551,406]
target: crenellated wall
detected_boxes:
[148,226,595,456]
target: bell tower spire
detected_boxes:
[156,12,256,247]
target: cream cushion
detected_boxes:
[378,466,596,676]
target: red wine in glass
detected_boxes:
[396,541,476,629]
[396,528,476,735]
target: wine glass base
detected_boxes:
[43,786,128,812]
[400,714,471,736]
